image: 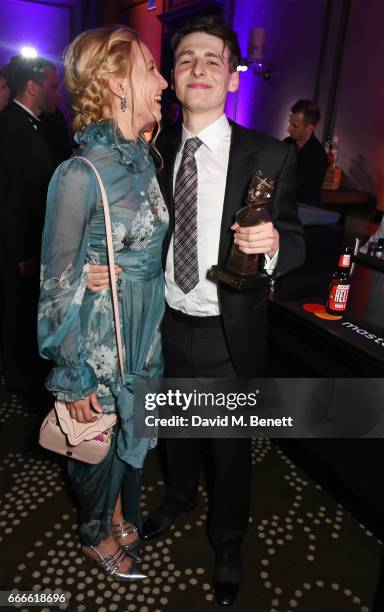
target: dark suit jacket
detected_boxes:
[284,134,328,206]
[0,101,58,264]
[158,120,305,376]
[40,108,73,170]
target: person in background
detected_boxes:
[38,25,168,580]
[284,98,328,206]
[40,107,73,168]
[0,55,62,397]
[0,67,10,111]
[0,66,10,363]
[162,99,182,135]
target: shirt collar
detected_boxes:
[180,114,231,154]
[13,99,41,122]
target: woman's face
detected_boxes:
[0,77,10,111]
[129,42,167,133]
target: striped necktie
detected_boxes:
[173,137,203,294]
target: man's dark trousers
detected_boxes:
[161,306,252,563]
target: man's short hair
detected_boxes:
[4,55,56,97]
[171,15,241,73]
[291,99,321,126]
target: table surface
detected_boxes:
[269,255,384,376]
[269,297,384,375]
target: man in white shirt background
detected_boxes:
[88,16,305,606]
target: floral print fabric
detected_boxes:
[37,120,168,545]
[38,120,168,462]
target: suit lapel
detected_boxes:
[157,132,180,221]
[157,132,181,263]
[218,123,260,266]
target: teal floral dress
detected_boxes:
[38,120,168,545]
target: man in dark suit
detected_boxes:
[284,99,328,206]
[88,16,304,605]
[143,17,304,605]
[0,55,62,396]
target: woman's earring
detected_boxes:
[120,93,127,112]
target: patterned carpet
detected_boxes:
[0,379,382,612]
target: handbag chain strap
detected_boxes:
[73,156,125,381]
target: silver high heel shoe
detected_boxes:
[84,545,146,581]
[111,521,141,562]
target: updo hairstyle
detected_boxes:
[65,25,139,132]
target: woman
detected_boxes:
[38,26,168,580]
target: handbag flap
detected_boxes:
[55,401,117,445]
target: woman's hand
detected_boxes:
[65,393,103,423]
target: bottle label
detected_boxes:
[338,254,351,268]
[328,284,350,311]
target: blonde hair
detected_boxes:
[65,25,140,133]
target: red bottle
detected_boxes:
[326,246,352,315]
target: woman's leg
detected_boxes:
[111,492,139,546]
[81,489,134,573]
[67,431,125,540]
[68,431,142,569]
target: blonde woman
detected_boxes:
[38,26,167,580]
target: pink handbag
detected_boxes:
[39,402,117,463]
[39,157,125,464]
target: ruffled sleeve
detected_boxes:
[38,158,99,401]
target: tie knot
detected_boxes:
[183,137,202,158]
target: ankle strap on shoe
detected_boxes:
[112,521,138,539]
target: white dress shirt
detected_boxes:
[165,114,278,316]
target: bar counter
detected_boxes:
[268,251,384,376]
[267,243,384,533]
[269,294,384,376]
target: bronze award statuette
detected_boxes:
[210,170,275,290]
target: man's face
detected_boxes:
[36,67,61,114]
[0,77,10,111]
[287,112,313,145]
[173,32,239,117]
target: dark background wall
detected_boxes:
[334,0,384,204]
[230,0,384,210]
